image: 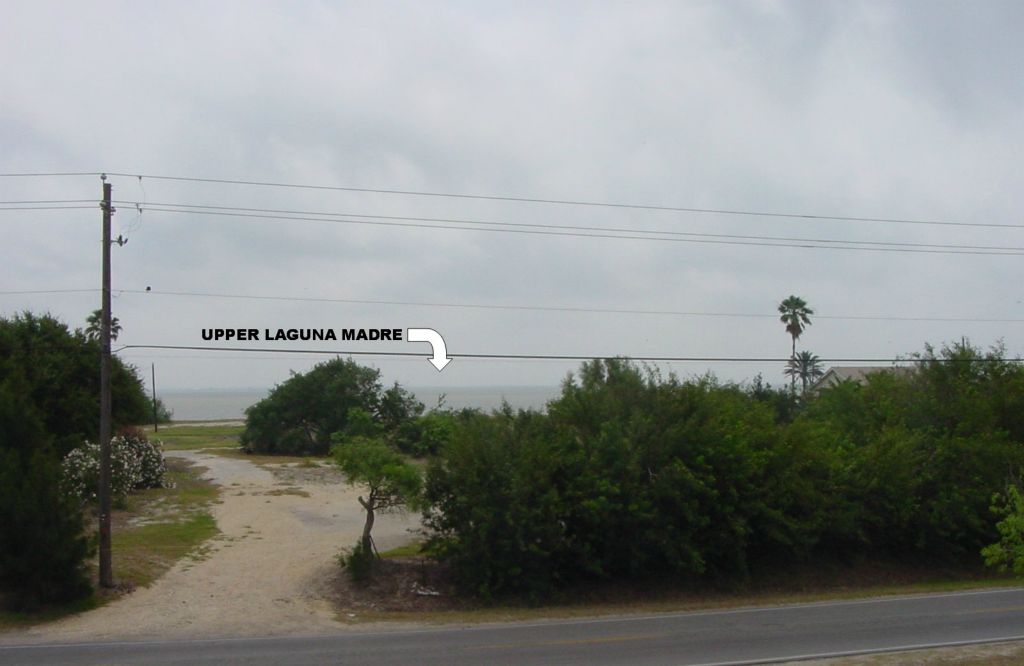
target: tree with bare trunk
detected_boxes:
[333,435,422,576]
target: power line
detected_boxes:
[125,288,1024,323]
[0,205,95,211]
[115,344,1019,364]
[101,172,1014,230]
[2,170,1013,230]
[5,286,1023,323]
[109,200,1024,253]
[18,196,1009,254]
[0,289,97,295]
[0,172,99,178]
[0,199,96,205]
[125,206,1024,256]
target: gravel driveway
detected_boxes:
[17,450,419,642]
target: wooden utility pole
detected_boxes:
[99,176,114,588]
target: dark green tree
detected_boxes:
[0,312,150,456]
[241,357,418,455]
[0,374,92,609]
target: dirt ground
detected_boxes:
[13,450,420,642]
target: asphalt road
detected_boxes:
[4,587,1024,665]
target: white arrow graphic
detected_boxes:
[407,328,452,371]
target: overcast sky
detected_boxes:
[2,0,1023,394]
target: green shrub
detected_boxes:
[982,485,1024,574]
[241,358,422,455]
[338,540,376,583]
[0,377,92,609]
[424,346,1024,599]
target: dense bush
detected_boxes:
[241,358,423,455]
[800,341,1024,560]
[62,429,169,504]
[425,359,830,598]
[425,344,1024,599]
[0,375,92,609]
[393,408,470,457]
[0,312,150,456]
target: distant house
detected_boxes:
[810,365,915,395]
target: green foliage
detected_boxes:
[241,358,416,455]
[982,485,1024,575]
[785,350,825,395]
[0,377,92,610]
[778,295,813,351]
[337,541,376,583]
[424,345,1024,600]
[425,359,834,599]
[0,312,150,456]
[801,340,1024,560]
[333,436,422,581]
[333,436,423,514]
[394,408,467,457]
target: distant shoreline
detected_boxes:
[159,385,561,421]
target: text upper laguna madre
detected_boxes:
[201,328,403,341]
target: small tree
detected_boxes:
[333,436,422,577]
[85,308,121,342]
[785,350,825,395]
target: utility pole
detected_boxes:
[99,176,114,588]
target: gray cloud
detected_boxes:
[2,1,1022,393]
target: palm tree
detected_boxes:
[85,309,121,342]
[778,295,814,392]
[784,350,825,395]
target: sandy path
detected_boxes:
[19,451,419,642]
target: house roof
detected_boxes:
[811,365,915,393]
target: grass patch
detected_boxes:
[112,514,218,587]
[154,424,243,451]
[0,457,219,630]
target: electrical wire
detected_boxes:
[2,170,1016,230]
[0,199,96,205]
[121,206,1024,256]
[101,172,1016,230]
[110,200,1024,253]
[0,289,97,295]
[115,344,1020,364]
[0,205,96,211]
[5,287,1024,323]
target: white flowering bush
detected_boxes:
[62,429,168,503]
[119,428,168,490]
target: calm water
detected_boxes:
[160,386,561,421]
